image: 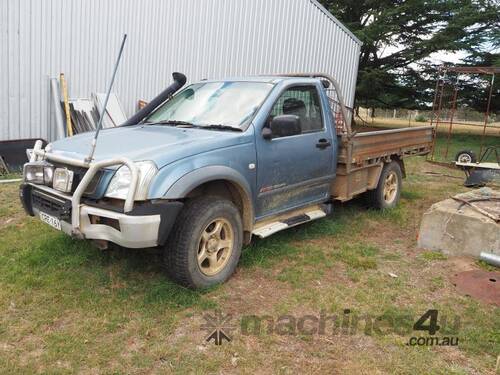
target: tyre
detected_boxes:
[163,196,243,289]
[367,161,403,209]
[455,150,476,164]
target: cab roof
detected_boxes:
[196,75,321,85]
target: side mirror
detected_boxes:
[263,115,301,139]
[262,127,273,140]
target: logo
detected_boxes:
[200,309,461,346]
[407,309,459,347]
[201,310,236,346]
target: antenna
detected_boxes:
[86,34,127,163]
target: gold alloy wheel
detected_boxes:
[197,218,234,276]
[383,171,398,203]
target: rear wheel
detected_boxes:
[163,196,243,289]
[367,161,402,209]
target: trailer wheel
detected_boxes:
[367,161,402,209]
[455,150,476,164]
[163,196,243,289]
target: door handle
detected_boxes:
[316,138,331,149]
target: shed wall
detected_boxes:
[0,0,361,141]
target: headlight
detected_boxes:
[23,161,54,184]
[105,161,157,200]
[52,168,74,193]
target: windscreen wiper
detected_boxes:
[142,120,196,127]
[200,124,242,131]
[143,120,241,131]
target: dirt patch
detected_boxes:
[447,257,478,273]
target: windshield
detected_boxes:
[144,81,273,129]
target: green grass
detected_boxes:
[332,243,379,270]
[419,250,448,261]
[429,276,445,292]
[0,216,220,372]
[0,225,212,309]
[240,206,353,269]
[0,133,498,374]
[401,189,424,201]
[475,259,497,271]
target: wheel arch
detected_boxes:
[163,166,254,242]
[390,154,406,178]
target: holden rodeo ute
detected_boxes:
[20,73,433,288]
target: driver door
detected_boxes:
[255,84,334,219]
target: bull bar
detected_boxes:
[30,140,139,236]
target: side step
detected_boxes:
[252,205,330,239]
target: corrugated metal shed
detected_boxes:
[1,0,361,142]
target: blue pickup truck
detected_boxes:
[20,73,433,288]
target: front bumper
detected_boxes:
[20,183,183,248]
[21,140,183,249]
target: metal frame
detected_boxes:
[428,66,499,163]
[479,146,499,164]
[30,140,139,235]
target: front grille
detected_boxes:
[84,171,104,195]
[32,189,71,220]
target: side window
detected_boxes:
[269,85,323,136]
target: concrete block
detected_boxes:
[418,189,500,257]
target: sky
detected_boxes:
[382,45,471,65]
[428,50,470,64]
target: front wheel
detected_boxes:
[367,161,403,209]
[163,196,243,289]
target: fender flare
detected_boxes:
[163,166,254,232]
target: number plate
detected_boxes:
[39,212,62,231]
